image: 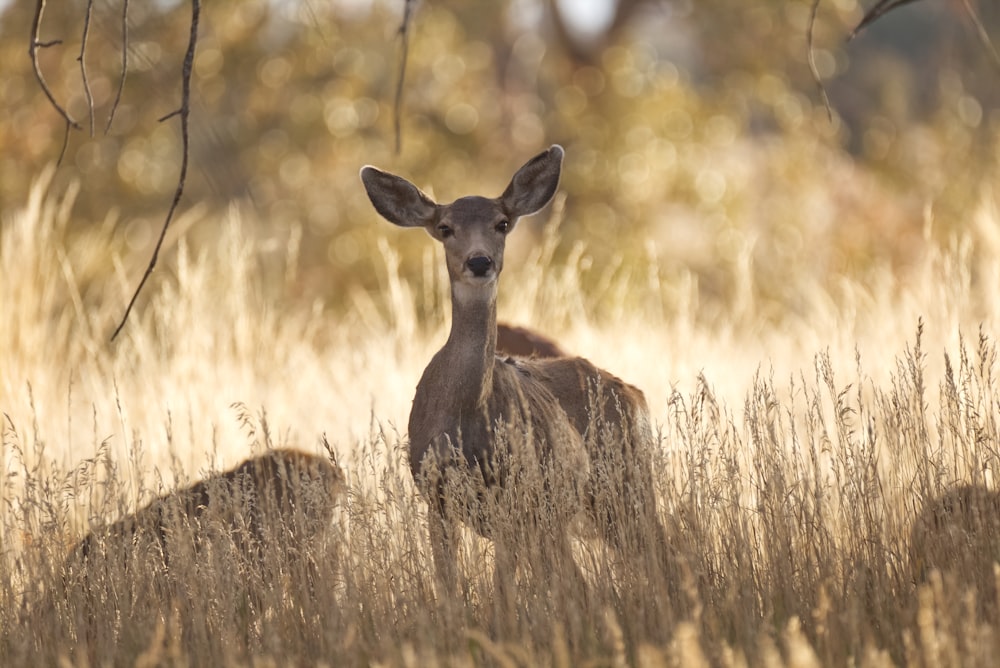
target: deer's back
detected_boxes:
[496,323,564,358]
[69,449,344,574]
[509,356,652,447]
[909,485,1000,581]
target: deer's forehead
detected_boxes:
[440,196,505,226]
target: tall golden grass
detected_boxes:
[3,167,1000,665]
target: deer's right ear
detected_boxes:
[360,166,438,228]
[499,145,564,219]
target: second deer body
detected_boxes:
[361,146,666,596]
[65,449,345,583]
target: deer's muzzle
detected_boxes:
[466,255,494,277]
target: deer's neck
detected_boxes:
[406,284,499,477]
[442,284,497,407]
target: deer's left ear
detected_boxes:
[360,166,439,228]
[499,145,563,219]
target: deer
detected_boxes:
[64,448,345,592]
[361,145,668,601]
[908,484,1000,616]
[56,449,344,661]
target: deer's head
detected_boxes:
[361,146,564,297]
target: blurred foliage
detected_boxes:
[0,0,998,323]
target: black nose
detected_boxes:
[466,255,493,277]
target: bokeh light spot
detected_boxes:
[324,98,359,137]
[445,103,479,134]
[259,57,292,89]
[958,95,983,128]
[695,169,727,205]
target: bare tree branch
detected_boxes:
[851,0,998,69]
[78,0,96,137]
[850,0,922,40]
[393,0,416,155]
[158,109,182,123]
[111,0,200,342]
[958,0,1000,71]
[106,0,131,135]
[808,0,834,122]
[56,121,72,166]
[30,0,81,165]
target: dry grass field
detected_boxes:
[3,166,1000,666]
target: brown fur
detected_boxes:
[65,449,345,579]
[56,449,344,662]
[496,323,564,358]
[909,484,1000,612]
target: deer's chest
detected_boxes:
[408,364,548,482]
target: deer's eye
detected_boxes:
[437,224,454,238]
[495,219,511,234]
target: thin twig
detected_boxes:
[106,0,130,134]
[56,121,71,166]
[30,0,80,164]
[111,0,200,342]
[807,0,834,122]
[958,0,1000,71]
[851,0,998,69]
[850,0,922,40]
[301,0,332,47]
[78,0,95,137]
[393,0,416,155]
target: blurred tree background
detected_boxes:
[1,0,998,325]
